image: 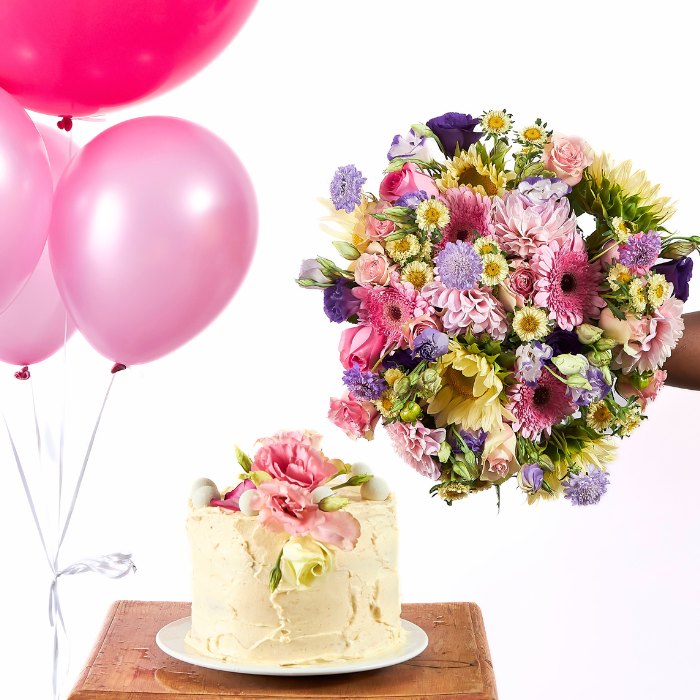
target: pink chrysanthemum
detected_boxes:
[384,421,446,480]
[355,277,432,347]
[508,371,576,441]
[532,233,605,331]
[492,191,576,259]
[422,278,508,340]
[438,186,494,250]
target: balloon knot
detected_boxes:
[57,116,73,132]
[111,363,127,374]
[15,366,31,381]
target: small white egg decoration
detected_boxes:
[239,489,260,516]
[361,477,390,501]
[311,485,335,504]
[191,484,220,509]
[351,462,373,477]
[191,477,217,496]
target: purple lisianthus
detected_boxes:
[617,231,662,274]
[449,428,487,455]
[383,348,421,372]
[387,129,431,162]
[412,329,449,362]
[426,112,481,156]
[563,467,610,506]
[395,190,429,209]
[517,177,571,204]
[330,164,366,213]
[518,463,544,494]
[653,256,693,302]
[515,341,553,386]
[342,364,388,401]
[298,258,332,288]
[323,281,360,323]
[567,367,611,406]
[436,240,483,289]
[545,329,584,356]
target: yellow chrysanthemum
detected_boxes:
[481,253,509,287]
[629,278,648,314]
[385,234,420,263]
[416,199,450,233]
[319,196,372,253]
[428,343,512,433]
[611,217,634,243]
[519,124,547,146]
[646,273,671,309]
[383,369,404,387]
[588,153,676,224]
[607,263,633,290]
[437,144,510,196]
[400,260,434,289]
[438,482,471,502]
[473,237,501,256]
[512,306,549,342]
[376,390,398,418]
[481,110,512,135]
[618,407,642,437]
[586,402,614,431]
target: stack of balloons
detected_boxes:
[0,2,258,697]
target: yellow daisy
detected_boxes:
[512,306,550,342]
[376,390,399,419]
[438,482,471,502]
[646,273,671,309]
[519,124,547,146]
[607,263,633,290]
[437,144,510,196]
[618,407,642,437]
[416,199,450,233]
[628,278,648,314]
[611,217,634,243]
[586,402,614,432]
[481,110,512,136]
[400,260,434,289]
[473,236,502,256]
[481,253,509,287]
[385,234,420,263]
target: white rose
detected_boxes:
[280,537,333,589]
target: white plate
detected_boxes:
[156,616,428,676]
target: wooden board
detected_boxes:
[69,600,498,700]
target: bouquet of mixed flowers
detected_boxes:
[297,109,698,506]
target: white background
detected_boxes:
[1,1,699,698]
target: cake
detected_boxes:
[185,431,405,666]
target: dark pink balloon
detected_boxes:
[49,117,257,366]
[0,0,257,117]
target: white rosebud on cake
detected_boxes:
[280,536,333,589]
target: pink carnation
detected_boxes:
[492,191,576,259]
[252,433,336,489]
[422,279,508,340]
[385,421,445,480]
[328,393,379,440]
[437,186,494,250]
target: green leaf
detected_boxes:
[269,547,284,593]
[410,122,437,140]
[235,445,252,473]
[331,474,373,490]
[332,241,360,260]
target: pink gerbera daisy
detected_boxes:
[508,371,576,441]
[532,233,605,331]
[438,186,494,250]
[385,421,445,480]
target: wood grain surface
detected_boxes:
[69,600,498,700]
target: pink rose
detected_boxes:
[365,200,396,240]
[616,369,667,410]
[481,425,518,482]
[252,434,336,489]
[379,163,439,203]
[328,393,379,440]
[354,242,392,286]
[339,323,386,371]
[543,134,593,186]
[500,263,536,310]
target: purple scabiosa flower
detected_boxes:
[330,164,366,213]
[563,467,610,506]
[426,112,482,156]
[617,231,662,274]
[567,367,611,406]
[395,190,429,209]
[517,177,572,203]
[653,256,694,302]
[323,281,361,323]
[383,348,421,372]
[387,130,431,162]
[342,364,388,401]
[518,463,544,494]
[412,329,449,362]
[545,328,584,356]
[435,240,483,290]
[515,341,554,386]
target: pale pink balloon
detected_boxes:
[49,117,257,365]
[35,124,75,188]
[0,88,54,312]
[0,0,257,117]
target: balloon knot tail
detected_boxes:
[14,366,31,380]
[111,363,127,374]
[57,116,73,132]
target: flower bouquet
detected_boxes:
[298,109,698,506]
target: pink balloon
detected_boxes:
[0,0,257,117]
[0,88,53,312]
[49,117,257,366]
[35,124,75,188]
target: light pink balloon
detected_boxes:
[0,88,54,312]
[0,0,257,117]
[49,117,257,366]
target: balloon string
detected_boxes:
[58,314,68,541]
[29,376,43,459]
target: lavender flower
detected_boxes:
[426,112,481,156]
[518,463,544,494]
[567,367,611,406]
[436,240,483,290]
[563,467,610,506]
[387,129,431,161]
[653,256,694,302]
[395,190,429,209]
[413,329,449,362]
[323,281,360,323]
[342,364,388,401]
[330,165,366,213]
[515,341,554,386]
[618,231,662,273]
[517,177,571,204]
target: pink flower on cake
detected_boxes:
[328,393,379,440]
[210,479,256,511]
[256,430,322,450]
[508,371,577,441]
[532,233,605,330]
[339,323,386,371]
[379,163,439,203]
[437,186,494,250]
[422,280,508,340]
[492,191,577,259]
[480,424,518,482]
[252,433,336,489]
[616,369,667,410]
[310,510,361,551]
[542,134,593,186]
[385,421,446,480]
[353,242,393,286]
[365,200,396,240]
